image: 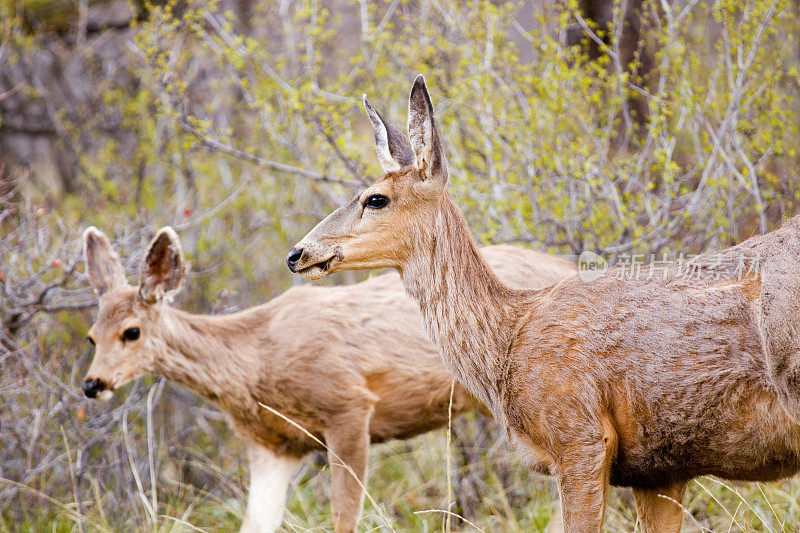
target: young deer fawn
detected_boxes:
[288,76,800,532]
[81,226,574,532]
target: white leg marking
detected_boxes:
[240,446,302,533]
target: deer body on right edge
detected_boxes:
[289,76,800,533]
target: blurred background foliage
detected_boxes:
[2,0,800,530]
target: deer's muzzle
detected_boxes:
[82,378,107,399]
[286,247,337,279]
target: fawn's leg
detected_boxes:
[546,500,564,533]
[325,409,373,533]
[632,482,687,533]
[240,445,302,533]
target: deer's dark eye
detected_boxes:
[364,194,389,209]
[122,328,140,342]
[87,336,95,346]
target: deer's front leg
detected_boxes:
[240,445,302,533]
[556,416,617,533]
[556,458,611,533]
[324,409,373,533]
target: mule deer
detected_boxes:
[288,76,800,532]
[81,226,574,532]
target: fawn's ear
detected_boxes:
[83,227,126,296]
[363,95,415,173]
[407,75,448,183]
[139,227,185,303]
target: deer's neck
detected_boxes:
[400,193,519,412]
[153,307,266,404]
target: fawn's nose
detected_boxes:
[82,378,105,399]
[286,248,303,272]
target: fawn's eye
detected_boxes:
[364,194,389,209]
[122,328,140,342]
[87,336,95,346]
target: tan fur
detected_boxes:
[82,227,574,533]
[290,76,800,533]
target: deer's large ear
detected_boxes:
[363,95,415,173]
[407,75,448,183]
[83,227,126,296]
[139,227,185,303]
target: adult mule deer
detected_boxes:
[81,226,574,532]
[288,76,800,532]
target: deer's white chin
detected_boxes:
[97,389,115,402]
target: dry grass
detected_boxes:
[3,394,799,532]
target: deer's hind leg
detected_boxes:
[632,482,687,533]
[324,399,375,533]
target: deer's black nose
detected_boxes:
[286,248,303,272]
[82,378,105,399]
